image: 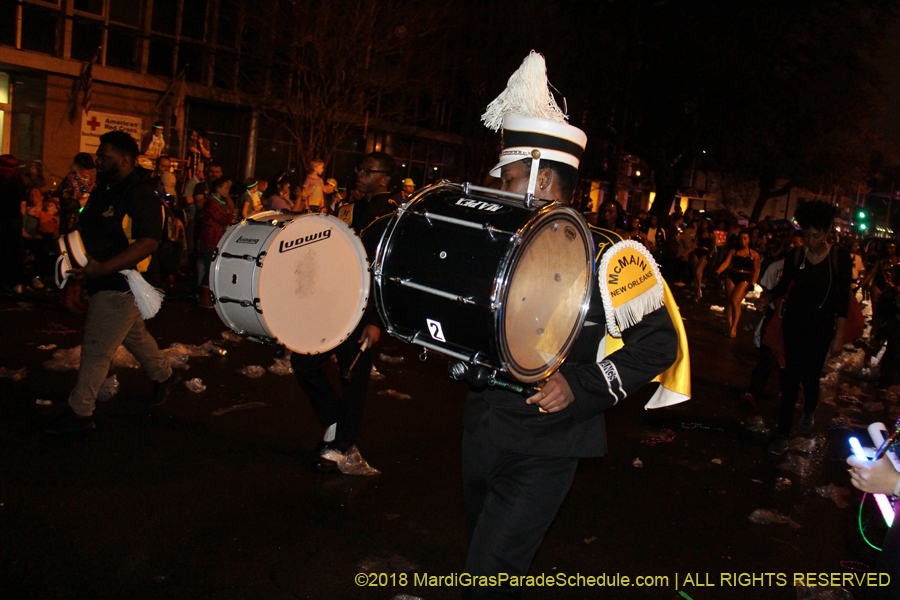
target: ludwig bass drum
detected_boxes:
[373,182,594,383]
[210,211,370,354]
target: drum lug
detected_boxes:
[255,251,266,267]
[211,248,219,261]
[419,348,428,362]
[253,298,262,313]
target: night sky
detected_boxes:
[877,22,900,150]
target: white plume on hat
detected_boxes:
[481,51,567,132]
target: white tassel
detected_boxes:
[481,51,567,131]
[613,292,664,332]
[121,269,164,319]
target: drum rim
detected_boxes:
[494,204,594,382]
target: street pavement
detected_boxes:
[0,279,893,600]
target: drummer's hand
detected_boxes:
[359,325,380,348]
[71,257,105,280]
[847,456,900,495]
[526,372,574,413]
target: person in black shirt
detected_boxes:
[44,131,179,434]
[336,153,397,232]
[760,201,852,454]
[291,152,397,473]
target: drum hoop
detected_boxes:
[373,208,403,342]
[494,205,594,382]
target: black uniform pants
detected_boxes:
[461,408,578,599]
[777,323,832,437]
[747,345,777,400]
[290,322,372,452]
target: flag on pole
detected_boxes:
[80,48,100,114]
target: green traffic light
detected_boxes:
[858,211,866,219]
[860,223,867,230]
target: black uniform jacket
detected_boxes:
[463,226,678,458]
[78,171,162,296]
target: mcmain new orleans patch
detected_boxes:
[598,240,664,338]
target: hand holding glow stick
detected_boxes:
[848,436,896,527]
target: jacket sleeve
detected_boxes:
[769,248,798,301]
[562,304,678,422]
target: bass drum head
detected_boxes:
[258,214,369,354]
[500,209,592,382]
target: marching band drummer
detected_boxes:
[290,152,398,474]
[461,52,689,598]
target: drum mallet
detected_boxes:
[340,339,369,383]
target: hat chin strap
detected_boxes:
[526,153,541,198]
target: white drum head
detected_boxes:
[257,214,369,354]
[502,212,592,381]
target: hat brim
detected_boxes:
[489,113,587,178]
[490,147,584,178]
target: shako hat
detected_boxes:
[482,51,586,195]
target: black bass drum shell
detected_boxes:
[373,183,593,383]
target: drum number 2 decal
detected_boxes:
[426,319,446,342]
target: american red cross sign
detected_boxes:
[80,111,142,153]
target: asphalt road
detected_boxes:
[0,280,893,600]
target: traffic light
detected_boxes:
[857,210,868,232]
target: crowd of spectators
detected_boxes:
[0,129,370,311]
[586,198,898,396]
[2,134,898,383]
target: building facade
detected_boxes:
[1,0,466,190]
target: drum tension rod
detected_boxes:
[390,277,476,305]
[420,210,510,240]
[217,297,255,308]
[220,251,258,262]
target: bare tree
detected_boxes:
[229,0,449,171]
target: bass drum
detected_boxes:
[373,183,593,383]
[211,212,370,354]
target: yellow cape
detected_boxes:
[601,280,691,409]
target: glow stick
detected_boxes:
[850,437,895,527]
